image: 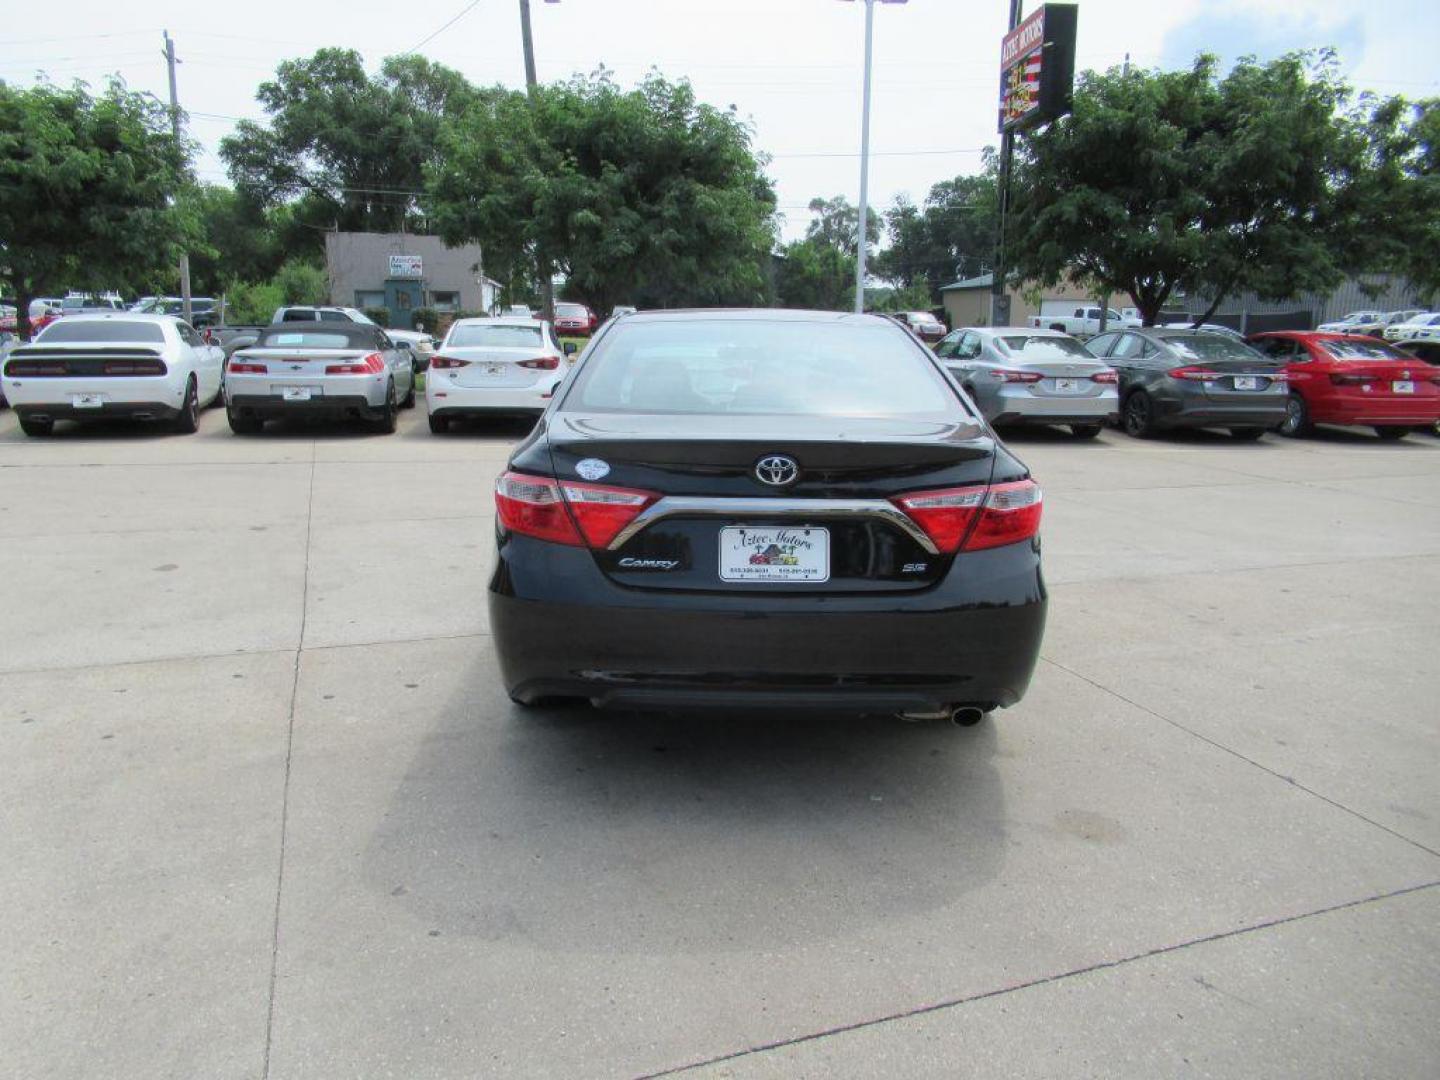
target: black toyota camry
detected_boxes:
[489,309,1047,722]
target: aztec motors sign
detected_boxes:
[998,3,1078,134]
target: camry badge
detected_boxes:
[755,454,800,487]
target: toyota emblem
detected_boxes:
[754,454,800,487]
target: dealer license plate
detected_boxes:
[484,363,505,376]
[1053,378,1080,393]
[71,393,104,409]
[719,526,829,583]
[1232,376,1259,390]
[282,386,314,402]
[1393,380,1414,394]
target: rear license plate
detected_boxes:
[1232,376,1259,390]
[1053,378,1080,393]
[485,363,505,376]
[1393,380,1414,394]
[719,526,829,583]
[71,393,104,409]
[282,387,314,402]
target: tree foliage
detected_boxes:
[221,50,481,233]
[802,195,879,257]
[873,165,998,300]
[428,72,777,312]
[1009,53,1394,325]
[774,237,853,311]
[0,78,198,336]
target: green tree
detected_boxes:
[774,237,853,310]
[0,79,198,337]
[221,50,481,233]
[428,72,777,313]
[803,195,879,257]
[874,166,998,299]
[1009,54,1381,325]
[180,183,288,294]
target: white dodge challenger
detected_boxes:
[2,313,224,437]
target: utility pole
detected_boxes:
[989,0,1024,328]
[853,0,876,314]
[518,0,554,324]
[163,30,193,326]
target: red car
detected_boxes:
[1247,331,1440,440]
[554,302,597,336]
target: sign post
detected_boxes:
[990,3,1078,327]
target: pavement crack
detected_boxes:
[261,447,316,1079]
[1040,656,1440,861]
[636,880,1440,1079]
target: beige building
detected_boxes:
[940,273,1096,329]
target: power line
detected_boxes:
[400,0,487,57]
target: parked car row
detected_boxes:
[936,323,1440,442]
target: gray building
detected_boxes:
[1178,275,1433,333]
[324,232,500,329]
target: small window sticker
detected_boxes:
[575,458,610,481]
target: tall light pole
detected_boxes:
[520,0,557,322]
[844,0,907,314]
[990,0,1024,328]
[162,30,193,325]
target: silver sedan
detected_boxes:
[935,327,1120,437]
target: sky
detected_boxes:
[4,0,1438,264]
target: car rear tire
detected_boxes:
[427,412,449,434]
[1121,391,1156,438]
[1279,393,1312,437]
[1228,427,1267,441]
[173,377,200,434]
[18,415,53,437]
[227,408,263,435]
[370,381,398,434]
[1375,426,1410,441]
[1070,424,1103,439]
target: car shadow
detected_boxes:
[363,665,1007,954]
[412,415,538,441]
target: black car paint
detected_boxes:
[488,309,1047,714]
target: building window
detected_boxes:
[431,291,460,312]
[355,290,385,309]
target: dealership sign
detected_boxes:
[388,254,423,278]
[998,3,1078,134]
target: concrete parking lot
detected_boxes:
[2,405,1438,1079]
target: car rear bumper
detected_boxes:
[1155,396,1287,427]
[489,534,1047,712]
[227,393,384,419]
[12,400,181,421]
[1310,397,1440,425]
[991,388,1118,426]
[2,375,185,410]
[426,381,554,415]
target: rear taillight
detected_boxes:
[102,359,167,376]
[891,479,1043,554]
[990,369,1043,383]
[325,352,386,376]
[1091,370,1119,383]
[1168,366,1221,381]
[4,360,67,376]
[430,355,470,369]
[560,481,656,547]
[495,472,583,546]
[518,356,560,370]
[1331,373,1377,386]
[494,472,659,548]
[229,361,267,374]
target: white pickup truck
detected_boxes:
[1029,306,1139,336]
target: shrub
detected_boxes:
[224,280,284,324]
[363,306,391,327]
[273,259,329,306]
[411,307,440,335]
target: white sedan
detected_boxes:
[1,314,223,437]
[425,317,573,433]
[1382,312,1440,343]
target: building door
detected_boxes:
[385,279,424,330]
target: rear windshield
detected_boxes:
[447,324,543,348]
[1163,334,1262,362]
[556,304,588,317]
[564,319,957,417]
[999,335,1092,360]
[1319,339,1406,361]
[256,330,364,349]
[37,320,165,344]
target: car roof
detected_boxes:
[975,326,1073,339]
[257,323,381,342]
[625,308,900,327]
[1251,330,1383,341]
[54,312,176,324]
[450,316,544,328]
